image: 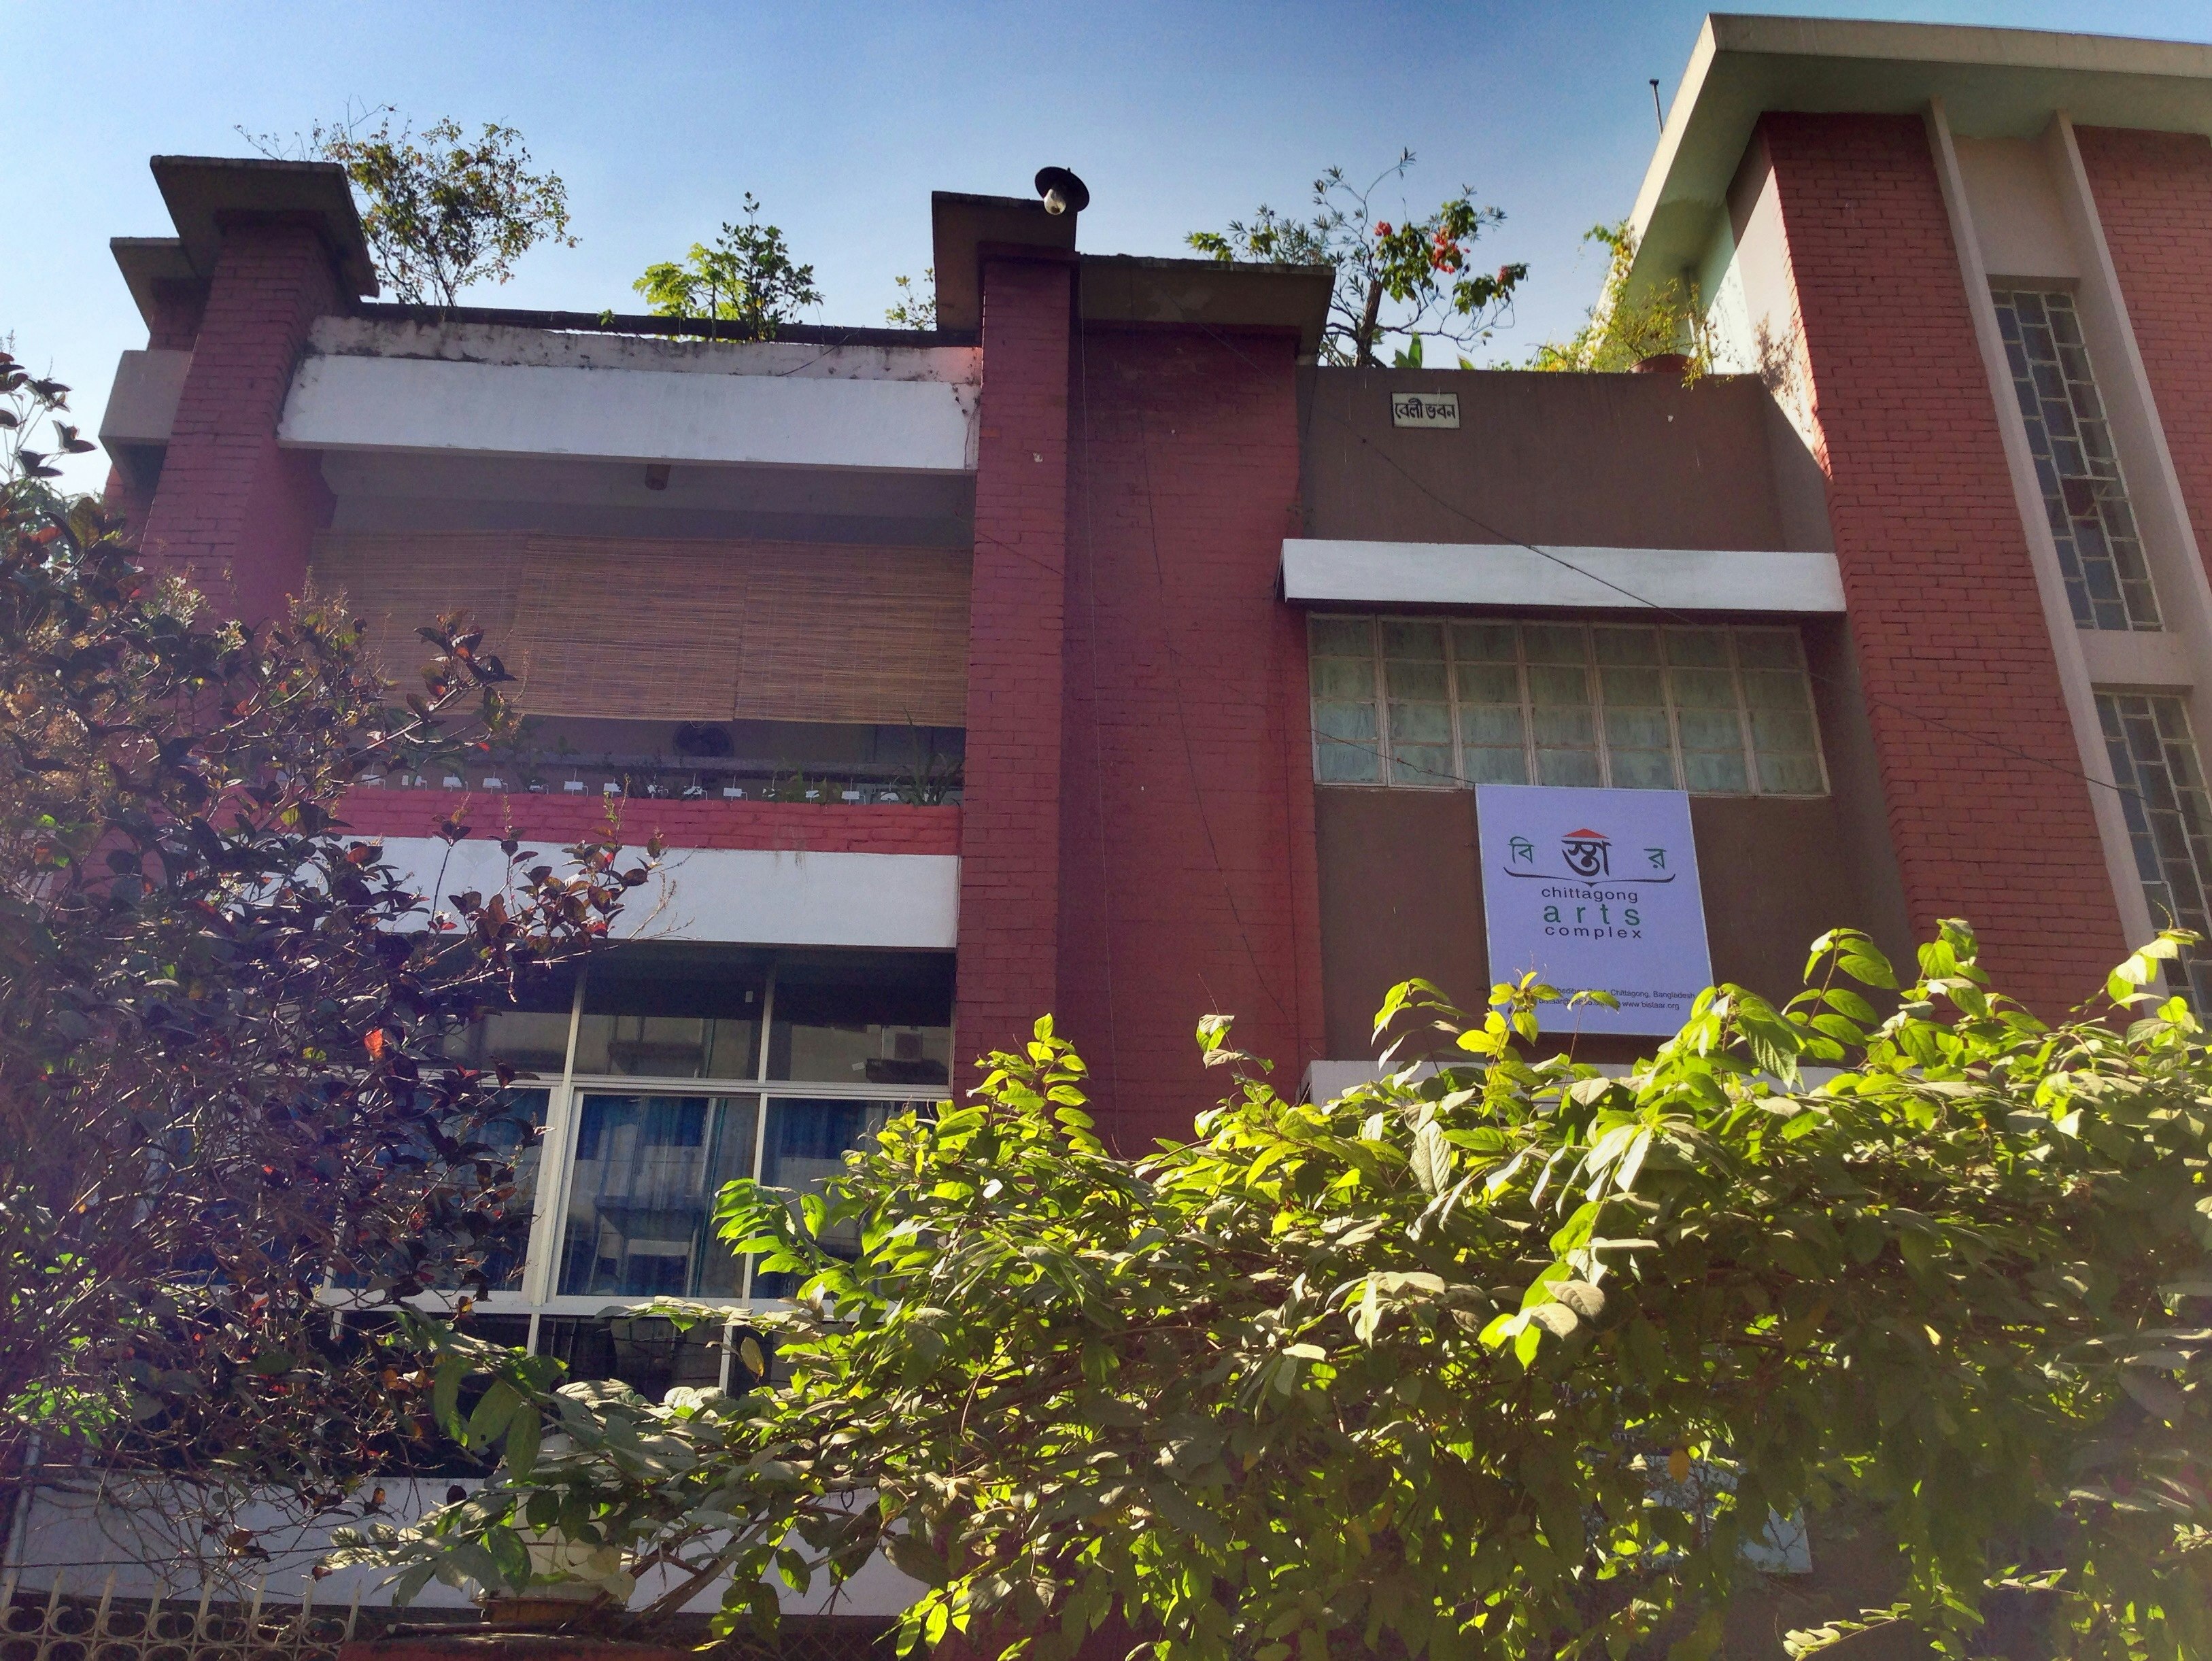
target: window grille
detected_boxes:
[1309,617,1824,795]
[1990,288,2160,632]
[2096,691,2212,1008]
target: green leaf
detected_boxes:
[503,1404,541,1478]
[466,1380,520,1448]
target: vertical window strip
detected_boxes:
[1309,617,1826,796]
[2096,691,2212,1010]
[1991,287,2160,632]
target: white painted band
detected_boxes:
[373,836,960,950]
[1281,538,1847,614]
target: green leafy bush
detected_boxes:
[342,924,2212,1660]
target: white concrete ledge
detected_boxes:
[99,348,192,448]
[279,354,981,473]
[1282,538,1847,614]
[375,837,959,949]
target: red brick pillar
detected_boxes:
[136,222,337,622]
[955,254,1074,1072]
[1758,113,2126,1012]
[2075,127,2212,592]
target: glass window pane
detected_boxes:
[750,1097,917,1297]
[768,955,955,1084]
[537,1316,727,1399]
[1600,666,1666,708]
[1605,706,1671,750]
[1316,698,1380,781]
[1527,665,1591,707]
[2096,691,2212,1007]
[1663,630,1731,668]
[1391,745,1457,786]
[1741,668,1811,711]
[1380,621,1446,661]
[1310,657,1374,700]
[441,972,578,1072]
[1457,662,1521,705]
[1609,749,1679,790]
[1390,700,1451,742]
[1536,748,1603,787]
[1678,706,1746,751]
[1682,749,1750,793]
[1450,621,1518,662]
[1522,624,1588,666]
[1750,706,1818,753]
[1463,746,1529,785]
[1592,628,1661,666]
[1671,667,1739,710]
[1757,751,1825,795]
[1532,706,1597,747]
[575,951,765,1080]
[1461,702,1525,745]
[1733,630,1804,672]
[1991,288,2160,630]
[558,1093,758,1298]
[1386,660,1449,700]
[1309,617,1373,657]
[481,1012,575,1072]
[488,1086,548,1291]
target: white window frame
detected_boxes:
[339,960,951,1389]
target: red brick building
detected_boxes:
[33,10,2212,1614]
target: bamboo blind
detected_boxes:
[307,533,971,726]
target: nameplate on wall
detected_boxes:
[1475,784,1712,1036]
[1390,390,1459,428]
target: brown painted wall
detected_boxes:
[1298,368,1824,551]
[1315,783,1879,1062]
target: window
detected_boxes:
[367,947,953,1342]
[1990,288,2159,632]
[2096,692,2212,1008]
[1309,617,1824,795]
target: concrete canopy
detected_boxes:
[1627,13,2212,300]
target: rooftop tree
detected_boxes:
[245,108,577,306]
[1527,220,1713,377]
[634,194,823,341]
[1189,150,1527,368]
[0,353,647,1570]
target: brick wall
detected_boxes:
[1059,324,1324,1151]
[1759,112,2126,1012]
[2076,126,2212,595]
[135,223,336,621]
[335,788,959,856]
[955,256,1074,1068]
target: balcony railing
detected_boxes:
[352,751,963,806]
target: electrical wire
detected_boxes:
[1182,313,2158,817]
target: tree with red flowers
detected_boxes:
[1189,150,1528,367]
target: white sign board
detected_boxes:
[1390,390,1459,428]
[1475,784,1712,1035]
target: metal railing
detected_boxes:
[354,755,962,807]
[0,1575,360,1661]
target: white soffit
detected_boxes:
[278,355,980,473]
[1281,539,1847,614]
[374,837,959,951]
[1629,14,2212,302]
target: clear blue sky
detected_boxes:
[9,1,2212,494]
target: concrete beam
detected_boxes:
[277,352,980,473]
[375,836,961,951]
[1280,538,1847,613]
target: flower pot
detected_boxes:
[1631,352,1691,375]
